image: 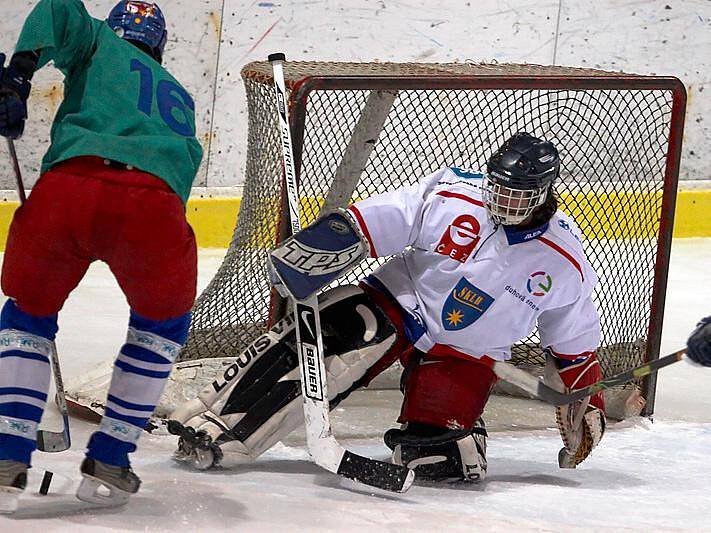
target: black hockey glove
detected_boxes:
[687,316,711,367]
[0,53,33,140]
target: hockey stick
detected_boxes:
[7,139,71,452]
[268,53,415,493]
[492,348,686,406]
[7,139,26,203]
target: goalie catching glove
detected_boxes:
[545,351,606,468]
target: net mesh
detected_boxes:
[181,62,678,378]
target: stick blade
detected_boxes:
[337,451,415,493]
[36,428,70,453]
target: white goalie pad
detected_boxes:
[170,284,400,463]
[65,356,240,423]
[66,285,401,461]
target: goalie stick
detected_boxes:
[493,348,686,406]
[268,53,415,493]
[7,139,71,453]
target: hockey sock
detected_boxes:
[86,311,190,467]
[0,300,58,465]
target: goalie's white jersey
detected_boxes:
[347,167,600,363]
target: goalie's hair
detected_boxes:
[517,191,558,230]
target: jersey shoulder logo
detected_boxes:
[441,278,495,331]
[449,167,484,180]
[557,218,582,244]
[435,214,482,263]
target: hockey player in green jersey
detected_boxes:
[0,0,202,512]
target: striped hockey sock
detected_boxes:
[0,300,58,465]
[86,311,190,467]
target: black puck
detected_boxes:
[39,470,53,495]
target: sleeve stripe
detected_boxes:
[548,348,596,361]
[536,236,584,282]
[347,205,378,257]
[435,190,484,207]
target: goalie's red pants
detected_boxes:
[362,282,498,431]
[1,157,197,320]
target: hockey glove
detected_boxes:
[0,53,32,140]
[268,210,370,301]
[687,316,711,367]
[544,351,606,468]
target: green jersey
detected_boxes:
[15,0,203,203]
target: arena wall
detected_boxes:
[0,0,708,245]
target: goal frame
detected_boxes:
[273,69,686,416]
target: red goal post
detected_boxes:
[182,62,687,416]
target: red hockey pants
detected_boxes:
[2,157,197,320]
[361,281,497,431]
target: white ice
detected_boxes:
[1,240,710,532]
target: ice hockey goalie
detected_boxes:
[169,132,606,481]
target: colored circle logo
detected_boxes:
[527,271,552,296]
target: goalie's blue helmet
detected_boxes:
[107,1,168,62]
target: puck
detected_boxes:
[39,470,53,495]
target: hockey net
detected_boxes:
[67,62,686,420]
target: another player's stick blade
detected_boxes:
[36,428,70,453]
[336,451,415,493]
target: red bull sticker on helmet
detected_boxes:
[126,1,156,17]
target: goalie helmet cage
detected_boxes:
[183,62,686,416]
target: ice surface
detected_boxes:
[1,240,710,531]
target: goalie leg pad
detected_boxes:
[169,284,404,466]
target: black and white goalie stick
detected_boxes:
[267,53,415,493]
[7,139,71,453]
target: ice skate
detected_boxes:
[0,459,28,514]
[76,457,141,507]
[168,419,222,470]
[387,418,488,483]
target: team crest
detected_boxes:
[441,278,495,331]
[435,214,481,263]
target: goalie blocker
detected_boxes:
[268,210,370,301]
[169,282,492,481]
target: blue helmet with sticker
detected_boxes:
[107,1,168,62]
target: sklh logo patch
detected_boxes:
[435,214,482,263]
[441,278,495,330]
